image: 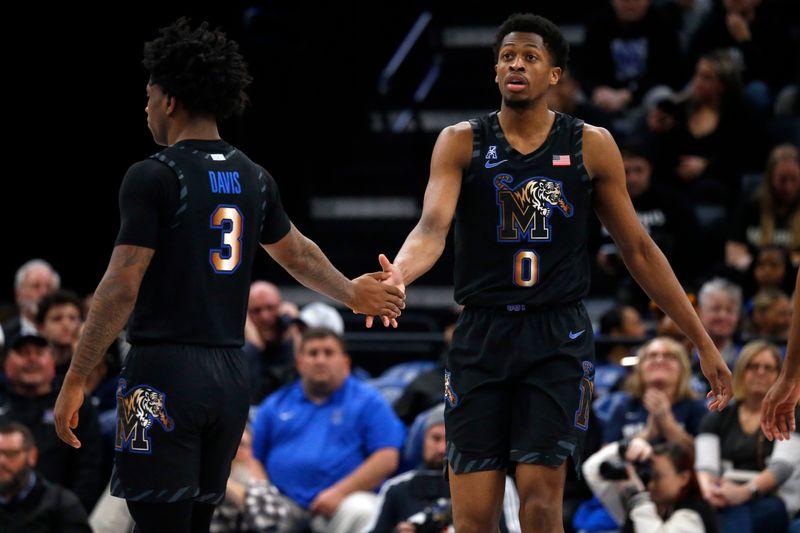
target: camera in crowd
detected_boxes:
[598,440,653,486]
[407,470,453,533]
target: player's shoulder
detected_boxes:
[434,121,474,168]
[122,157,176,186]
[581,122,615,146]
[438,120,474,144]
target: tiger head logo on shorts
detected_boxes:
[444,369,459,408]
[115,380,174,454]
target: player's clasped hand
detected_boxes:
[364,254,406,329]
[348,271,405,321]
[760,375,800,441]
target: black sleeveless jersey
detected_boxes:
[453,111,593,307]
[121,139,290,347]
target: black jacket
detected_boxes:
[0,382,104,512]
[0,473,91,533]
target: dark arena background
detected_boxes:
[2,1,800,531]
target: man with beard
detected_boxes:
[0,421,90,532]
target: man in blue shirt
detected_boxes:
[252,327,405,533]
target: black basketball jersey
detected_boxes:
[453,111,593,307]
[122,139,290,347]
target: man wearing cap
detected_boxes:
[0,335,103,512]
[252,327,405,533]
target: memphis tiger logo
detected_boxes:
[115,380,174,454]
[443,370,459,407]
[494,174,573,241]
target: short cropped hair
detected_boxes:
[493,13,569,70]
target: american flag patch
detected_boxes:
[552,154,571,166]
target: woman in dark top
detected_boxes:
[670,49,760,208]
[727,144,800,271]
[695,340,800,533]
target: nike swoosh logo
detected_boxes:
[484,159,508,169]
[568,330,585,340]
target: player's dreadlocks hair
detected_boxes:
[493,13,569,71]
[143,17,252,119]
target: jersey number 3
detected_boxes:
[210,205,243,274]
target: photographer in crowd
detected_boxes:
[368,404,521,533]
[584,437,718,532]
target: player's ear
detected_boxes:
[165,95,177,116]
[550,67,562,86]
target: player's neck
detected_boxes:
[167,115,221,146]
[497,100,554,138]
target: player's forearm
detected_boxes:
[69,278,137,379]
[781,271,800,380]
[331,448,399,496]
[620,237,714,351]
[394,222,448,286]
[279,233,355,307]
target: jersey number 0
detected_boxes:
[513,250,539,287]
[210,205,243,274]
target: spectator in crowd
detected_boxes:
[546,70,612,130]
[289,302,346,354]
[740,244,796,302]
[747,288,792,341]
[584,438,718,532]
[579,0,684,116]
[695,340,800,532]
[244,281,296,403]
[210,425,276,533]
[597,304,647,366]
[369,404,522,533]
[727,144,800,271]
[697,277,742,370]
[627,86,682,183]
[393,309,460,426]
[592,144,698,308]
[0,260,60,350]
[670,49,756,208]
[35,290,83,378]
[252,327,405,533]
[0,421,91,533]
[0,334,103,512]
[603,337,707,448]
[689,0,796,107]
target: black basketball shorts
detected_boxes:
[444,302,595,476]
[110,343,249,504]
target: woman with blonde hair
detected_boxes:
[728,144,800,271]
[603,337,708,449]
[695,340,800,533]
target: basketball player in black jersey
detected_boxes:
[52,19,404,533]
[369,13,733,533]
